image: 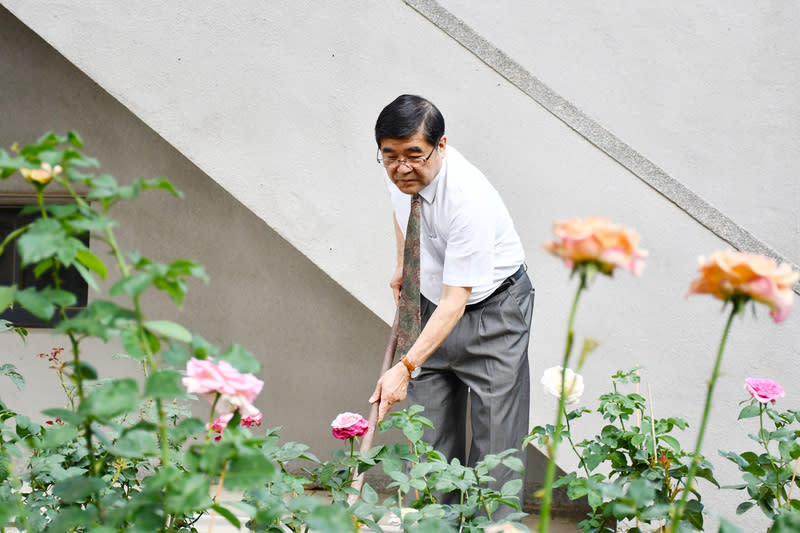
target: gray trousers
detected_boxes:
[407,270,534,516]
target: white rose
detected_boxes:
[541,366,584,405]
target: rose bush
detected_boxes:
[537,216,647,533]
[0,132,527,533]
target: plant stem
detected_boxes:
[539,269,586,533]
[671,303,739,527]
[563,406,590,477]
[207,461,228,533]
[759,404,782,507]
[205,394,221,444]
[347,437,355,486]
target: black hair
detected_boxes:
[374,94,445,147]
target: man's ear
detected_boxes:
[438,135,447,157]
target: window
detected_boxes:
[0,206,88,327]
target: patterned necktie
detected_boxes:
[396,194,421,359]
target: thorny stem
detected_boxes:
[788,457,800,501]
[105,223,170,467]
[759,404,783,507]
[539,268,587,533]
[205,394,221,445]
[671,302,740,528]
[563,406,590,478]
[207,461,228,533]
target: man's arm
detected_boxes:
[369,283,472,421]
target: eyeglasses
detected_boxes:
[377,146,437,168]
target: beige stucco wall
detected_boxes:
[0,8,391,462]
[2,2,799,528]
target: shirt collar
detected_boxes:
[418,155,446,204]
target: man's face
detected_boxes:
[379,128,447,195]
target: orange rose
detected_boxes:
[687,250,799,323]
[543,216,646,276]
[20,162,62,185]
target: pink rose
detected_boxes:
[182,358,264,415]
[687,251,799,323]
[543,217,646,276]
[183,358,228,395]
[207,411,262,440]
[20,162,62,185]
[331,412,369,440]
[241,412,262,428]
[745,378,785,404]
[208,413,234,440]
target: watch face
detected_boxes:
[411,367,421,378]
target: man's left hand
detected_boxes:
[369,363,410,421]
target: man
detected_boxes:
[369,94,534,511]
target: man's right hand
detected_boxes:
[390,265,403,305]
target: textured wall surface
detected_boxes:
[0,7,391,462]
[2,2,799,527]
[437,0,800,264]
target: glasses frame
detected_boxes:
[376,146,437,168]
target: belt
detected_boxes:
[464,264,526,312]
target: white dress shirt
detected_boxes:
[386,146,525,305]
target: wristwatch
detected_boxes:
[400,356,421,378]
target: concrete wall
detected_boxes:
[436,0,800,264]
[2,1,799,528]
[0,7,391,461]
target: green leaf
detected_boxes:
[55,299,137,340]
[500,478,523,496]
[659,435,681,453]
[52,475,106,503]
[15,287,76,321]
[162,342,189,366]
[1,363,24,391]
[79,378,138,421]
[163,471,212,514]
[736,501,755,514]
[738,404,762,420]
[717,516,743,533]
[218,343,260,373]
[16,218,65,265]
[0,285,15,311]
[145,369,184,399]
[111,429,159,457]
[144,320,192,343]
[109,272,154,298]
[65,361,98,380]
[361,482,378,504]
[41,408,86,426]
[39,423,80,450]
[75,249,107,280]
[190,335,220,358]
[120,326,147,360]
[402,423,424,443]
[304,504,357,533]
[502,455,525,474]
[67,131,83,148]
[211,504,241,528]
[225,450,276,489]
